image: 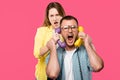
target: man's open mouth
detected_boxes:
[67,35,74,43]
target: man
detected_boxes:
[46,15,104,80]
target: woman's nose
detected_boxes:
[53,16,57,20]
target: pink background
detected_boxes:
[0,0,120,80]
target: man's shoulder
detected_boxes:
[76,45,87,56]
[56,47,65,57]
[57,47,65,52]
[78,45,86,50]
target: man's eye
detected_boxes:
[64,26,68,29]
[71,26,76,29]
[64,27,68,29]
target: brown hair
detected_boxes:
[42,2,66,26]
[60,15,78,27]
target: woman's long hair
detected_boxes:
[42,2,66,27]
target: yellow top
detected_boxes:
[33,26,53,80]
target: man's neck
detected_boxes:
[65,46,76,51]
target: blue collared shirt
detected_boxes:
[46,45,93,80]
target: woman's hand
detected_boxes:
[52,32,60,44]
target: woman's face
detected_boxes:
[48,8,62,29]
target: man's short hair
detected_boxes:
[60,15,78,27]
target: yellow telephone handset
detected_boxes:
[74,26,84,47]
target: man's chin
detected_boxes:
[66,42,74,47]
[66,39,75,45]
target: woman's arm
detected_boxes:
[33,27,49,58]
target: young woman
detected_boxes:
[33,2,66,80]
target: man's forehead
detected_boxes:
[61,20,77,26]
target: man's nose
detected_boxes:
[68,28,72,32]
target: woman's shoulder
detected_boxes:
[35,26,47,35]
[38,25,52,29]
[37,26,48,31]
[37,25,52,32]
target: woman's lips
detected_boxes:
[54,22,59,27]
[54,22,58,24]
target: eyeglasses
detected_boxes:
[61,25,77,31]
